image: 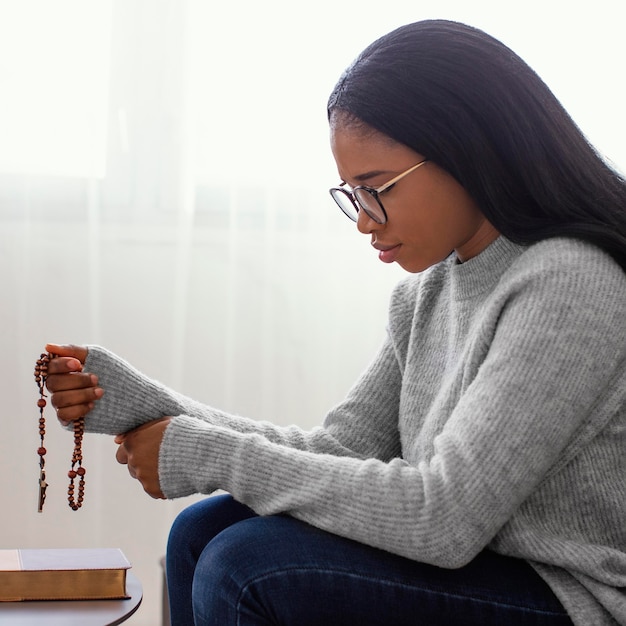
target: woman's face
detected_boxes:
[330,121,499,272]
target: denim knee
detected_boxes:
[166,496,258,626]
[190,519,264,625]
[168,495,255,562]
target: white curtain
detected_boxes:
[1,1,623,624]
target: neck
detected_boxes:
[455,221,500,263]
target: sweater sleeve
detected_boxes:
[158,241,625,568]
[82,339,401,460]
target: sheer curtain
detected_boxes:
[1,2,623,624]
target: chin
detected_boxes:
[400,252,451,273]
[398,262,431,273]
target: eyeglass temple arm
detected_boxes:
[376,159,428,193]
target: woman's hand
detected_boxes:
[44,343,104,425]
[114,417,172,499]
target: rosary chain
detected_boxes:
[35,352,86,512]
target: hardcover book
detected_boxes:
[0,548,131,602]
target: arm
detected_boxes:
[158,245,626,567]
[106,334,404,502]
[47,336,403,462]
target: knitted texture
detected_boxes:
[84,236,626,625]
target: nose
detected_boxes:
[356,209,383,234]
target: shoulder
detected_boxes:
[496,239,625,356]
[504,237,626,304]
[511,237,623,280]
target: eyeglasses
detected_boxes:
[329,159,427,224]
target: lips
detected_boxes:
[372,242,401,264]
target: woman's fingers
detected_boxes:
[51,385,104,410]
[116,441,129,465]
[41,346,103,423]
[45,343,88,364]
[114,419,170,499]
[46,357,83,376]
[55,403,96,425]
[46,370,95,392]
[53,387,104,423]
[46,371,103,422]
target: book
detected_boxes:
[0,548,131,602]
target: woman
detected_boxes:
[45,20,625,625]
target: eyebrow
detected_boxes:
[340,169,393,186]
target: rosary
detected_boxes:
[35,352,86,512]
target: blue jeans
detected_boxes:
[166,494,572,625]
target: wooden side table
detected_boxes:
[0,572,142,625]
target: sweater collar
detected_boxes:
[450,236,525,300]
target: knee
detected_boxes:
[191,516,321,625]
[192,516,302,595]
[167,501,206,558]
[167,495,257,565]
[191,520,265,624]
[192,518,257,585]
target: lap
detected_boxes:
[169,495,572,626]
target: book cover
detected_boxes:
[0,548,131,602]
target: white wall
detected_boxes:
[0,1,623,624]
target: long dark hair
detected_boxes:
[327,20,626,271]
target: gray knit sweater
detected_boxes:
[83,236,626,625]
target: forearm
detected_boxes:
[82,345,200,435]
[82,346,365,458]
[158,415,494,568]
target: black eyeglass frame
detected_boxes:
[329,159,428,224]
